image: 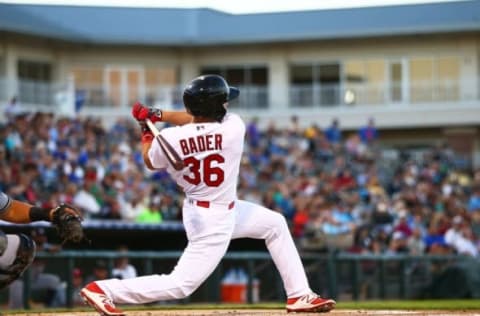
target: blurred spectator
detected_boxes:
[246,117,260,148]
[73,182,101,217]
[408,227,426,255]
[85,260,110,285]
[444,216,478,257]
[136,201,162,224]
[324,118,342,144]
[9,228,65,308]
[0,111,478,257]
[111,246,138,280]
[358,117,378,144]
[468,185,480,212]
[4,96,21,121]
[386,231,409,254]
[71,268,85,307]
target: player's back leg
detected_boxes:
[231,200,335,312]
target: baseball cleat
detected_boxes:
[286,292,336,313]
[80,282,126,316]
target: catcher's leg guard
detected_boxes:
[0,232,36,289]
[0,230,6,255]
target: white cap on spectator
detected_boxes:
[392,231,405,240]
[453,215,463,224]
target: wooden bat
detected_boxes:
[145,119,185,171]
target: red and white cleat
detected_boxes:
[80,282,126,316]
[286,292,336,313]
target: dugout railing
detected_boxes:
[14,251,479,309]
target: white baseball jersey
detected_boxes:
[148,113,245,203]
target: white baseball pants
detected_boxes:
[97,199,312,304]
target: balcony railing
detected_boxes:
[289,79,474,107]
[0,77,477,114]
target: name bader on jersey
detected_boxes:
[179,133,223,155]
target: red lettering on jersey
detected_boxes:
[188,137,198,154]
[197,136,206,151]
[180,139,189,155]
[206,135,213,150]
[180,134,223,156]
[215,134,222,150]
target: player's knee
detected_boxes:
[266,212,289,240]
[178,279,201,298]
[0,234,36,290]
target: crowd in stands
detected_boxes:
[1,110,479,258]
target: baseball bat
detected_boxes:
[145,119,185,171]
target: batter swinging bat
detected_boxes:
[145,119,185,171]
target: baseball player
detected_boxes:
[80,74,336,315]
[0,191,84,290]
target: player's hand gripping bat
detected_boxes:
[145,118,185,171]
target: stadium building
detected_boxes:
[0,1,479,164]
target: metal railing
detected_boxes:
[0,78,76,116]
[12,251,476,309]
[1,77,478,112]
[289,79,474,107]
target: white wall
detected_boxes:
[0,33,479,130]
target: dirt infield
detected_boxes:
[4,310,480,316]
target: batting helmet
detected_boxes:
[183,74,239,122]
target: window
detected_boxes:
[71,67,105,106]
[225,68,245,85]
[199,65,269,108]
[17,60,52,104]
[436,57,460,101]
[409,57,460,102]
[409,58,433,102]
[344,60,385,105]
[291,65,313,84]
[250,67,268,85]
[317,64,340,105]
[199,66,267,86]
[144,68,179,106]
[18,60,51,82]
[200,67,222,76]
[290,63,340,106]
[389,62,403,103]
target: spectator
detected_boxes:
[111,246,138,280]
[0,111,478,257]
[358,117,378,144]
[386,231,409,254]
[85,260,110,285]
[72,182,101,218]
[246,117,261,148]
[444,216,478,257]
[324,118,342,144]
[468,185,480,212]
[136,201,162,224]
[71,268,85,307]
[4,96,21,121]
[408,227,426,255]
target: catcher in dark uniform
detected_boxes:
[0,190,84,289]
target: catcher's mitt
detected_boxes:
[50,204,85,244]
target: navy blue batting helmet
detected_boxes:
[183,74,239,122]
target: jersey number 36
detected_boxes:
[183,154,225,187]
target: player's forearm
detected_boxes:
[161,111,193,126]
[0,199,51,223]
[142,141,156,170]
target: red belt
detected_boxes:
[195,200,235,210]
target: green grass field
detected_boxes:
[4,300,480,314]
